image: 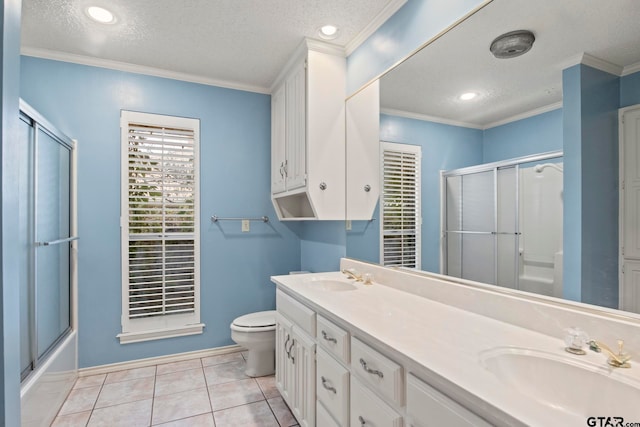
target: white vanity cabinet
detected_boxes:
[270,39,346,220]
[274,280,491,427]
[276,290,316,427]
[406,374,491,427]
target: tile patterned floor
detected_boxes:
[51,351,298,427]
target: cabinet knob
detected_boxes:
[319,182,327,190]
[364,184,371,192]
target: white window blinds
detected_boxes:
[120,111,202,342]
[380,142,421,269]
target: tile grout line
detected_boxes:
[200,355,216,425]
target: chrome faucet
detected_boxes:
[341,269,362,282]
[588,339,632,368]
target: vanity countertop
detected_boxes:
[271,271,640,425]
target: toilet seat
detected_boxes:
[231,310,276,332]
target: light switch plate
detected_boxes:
[242,219,250,232]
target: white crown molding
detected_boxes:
[560,52,623,76]
[78,344,243,377]
[380,108,483,129]
[21,47,271,94]
[381,102,563,131]
[270,38,346,93]
[345,0,408,56]
[483,102,563,130]
[622,60,640,76]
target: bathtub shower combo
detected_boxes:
[442,151,564,298]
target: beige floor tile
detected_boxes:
[58,386,101,415]
[51,410,91,427]
[87,399,152,427]
[105,366,156,384]
[154,413,215,427]
[268,397,297,427]
[208,378,264,411]
[156,358,202,376]
[213,400,278,427]
[73,374,106,389]
[155,367,206,397]
[200,352,243,367]
[203,360,249,385]
[256,375,279,399]
[95,376,154,408]
[151,387,212,425]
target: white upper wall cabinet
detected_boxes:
[271,39,346,220]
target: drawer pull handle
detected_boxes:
[359,358,384,378]
[359,415,366,425]
[321,330,337,344]
[321,376,337,394]
[284,335,291,359]
[288,339,296,364]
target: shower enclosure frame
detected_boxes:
[440,150,563,289]
[19,99,77,383]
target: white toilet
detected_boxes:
[230,310,276,377]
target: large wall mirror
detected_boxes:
[346,0,640,317]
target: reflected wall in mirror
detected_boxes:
[345,0,640,315]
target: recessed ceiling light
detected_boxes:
[459,92,478,101]
[318,25,339,40]
[86,6,115,24]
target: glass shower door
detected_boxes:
[445,170,496,284]
[35,127,72,359]
[19,106,74,381]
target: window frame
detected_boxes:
[118,110,203,344]
[379,141,422,269]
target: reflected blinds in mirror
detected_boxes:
[381,142,421,268]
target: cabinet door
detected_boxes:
[275,313,294,404]
[291,326,316,427]
[285,59,307,191]
[346,79,380,220]
[271,84,286,194]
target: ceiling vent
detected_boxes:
[490,30,535,59]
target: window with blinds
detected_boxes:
[380,142,421,269]
[119,111,203,343]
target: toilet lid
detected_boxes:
[233,310,276,328]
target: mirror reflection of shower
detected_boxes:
[442,152,564,299]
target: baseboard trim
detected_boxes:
[78,344,245,377]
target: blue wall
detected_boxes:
[483,108,563,162]
[2,0,24,424]
[620,71,640,108]
[20,56,302,368]
[563,64,620,308]
[347,0,489,94]
[299,222,345,272]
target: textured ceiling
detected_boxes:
[21,0,396,92]
[380,0,640,128]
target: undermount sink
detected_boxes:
[302,277,357,292]
[480,347,640,418]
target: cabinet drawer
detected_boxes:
[316,349,349,426]
[350,377,402,427]
[317,401,340,427]
[351,337,403,405]
[276,289,316,336]
[406,374,490,427]
[317,315,349,363]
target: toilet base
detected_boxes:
[245,348,275,377]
